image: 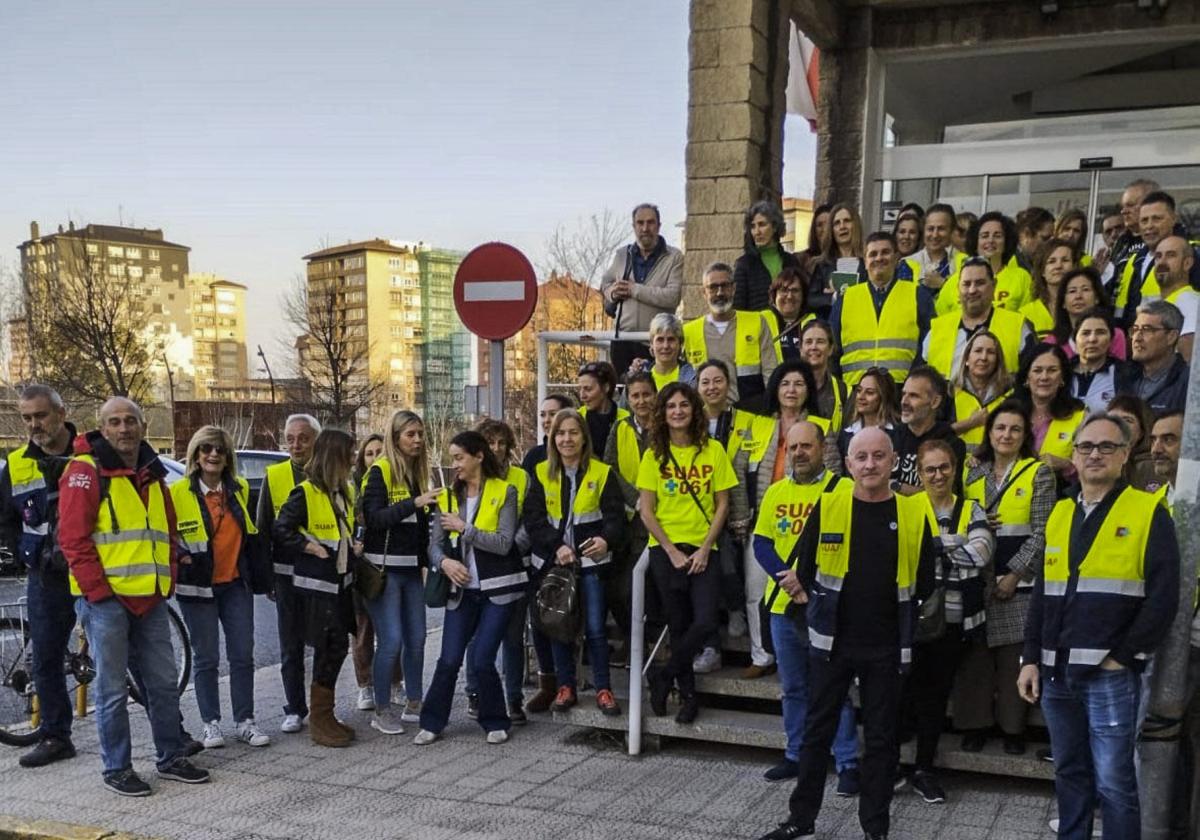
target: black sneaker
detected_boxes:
[508,701,528,726]
[157,757,210,785]
[466,693,480,720]
[19,736,76,768]
[1036,746,1053,762]
[911,770,946,804]
[1003,734,1026,755]
[757,822,815,840]
[104,769,152,797]
[836,767,861,797]
[647,666,671,717]
[960,730,988,752]
[763,759,799,782]
[674,693,699,724]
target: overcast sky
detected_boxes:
[1,0,817,370]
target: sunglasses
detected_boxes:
[198,443,228,456]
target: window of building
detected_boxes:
[148,249,159,261]
[125,247,141,259]
[128,265,143,278]
[388,257,403,269]
[148,266,162,280]
[108,263,124,277]
[86,243,99,255]
[107,246,124,258]
[343,256,365,270]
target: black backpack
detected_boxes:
[533,564,581,644]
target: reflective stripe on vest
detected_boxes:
[436,478,525,597]
[760,474,849,614]
[920,492,986,632]
[7,446,52,554]
[682,310,765,379]
[925,308,1026,381]
[533,458,612,569]
[361,458,419,568]
[839,282,919,386]
[1040,487,1158,674]
[67,454,172,598]
[292,481,353,596]
[266,460,298,518]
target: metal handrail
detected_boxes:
[536,330,651,417]
[627,548,648,755]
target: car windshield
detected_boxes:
[238,453,286,480]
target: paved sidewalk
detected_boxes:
[0,632,1056,840]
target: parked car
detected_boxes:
[160,456,186,485]
[236,450,289,514]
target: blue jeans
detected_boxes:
[551,570,611,691]
[26,568,76,741]
[771,613,858,769]
[1041,666,1141,840]
[76,597,183,775]
[465,593,528,704]
[364,570,426,708]
[420,590,514,734]
[178,582,255,723]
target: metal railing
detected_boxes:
[535,330,650,413]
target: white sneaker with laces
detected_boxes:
[727,611,748,638]
[357,686,375,711]
[486,729,509,745]
[280,714,303,733]
[201,720,225,749]
[692,646,722,674]
[391,683,404,707]
[235,719,270,747]
[413,729,438,746]
[400,699,421,723]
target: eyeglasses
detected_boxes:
[198,443,228,456]
[775,286,803,297]
[704,282,734,293]
[921,464,954,476]
[1073,441,1125,456]
[1129,325,1170,335]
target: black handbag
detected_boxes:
[354,522,387,601]
[534,563,581,644]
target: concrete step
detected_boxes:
[586,663,782,702]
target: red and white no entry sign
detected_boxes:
[453,242,538,341]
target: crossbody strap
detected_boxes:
[667,447,711,527]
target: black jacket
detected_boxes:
[360,466,430,569]
[733,241,802,313]
[523,462,626,573]
[1127,354,1190,415]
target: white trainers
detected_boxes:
[390,683,405,707]
[201,720,225,749]
[727,611,748,638]
[357,686,375,711]
[486,729,509,745]
[413,729,438,746]
[692,646,722,674]
[280,714,304,733]
[400,699,422,723]
[235,719,270,747]
[370,708,406,735]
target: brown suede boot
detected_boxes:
[309,683,351,748]
[524,672,557,714]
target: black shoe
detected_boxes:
[104,769,151,797]
[156,757,210,785]
[960,730,988,752]
[1036,746,1053,762]
[674,693,699,724]
[1003,734,1026,755]
[182,735,204,757]
[836,767,860,797]
[19,736,76,768]
[757,821,815,840]
[508,701,528,726]
[864,834,888,840]
[763,759,799,782]
[892,768,910,792]
[467,693,480,720]
[911,770,946,804]
[647,667,670,717]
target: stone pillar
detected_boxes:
[684,0,790,317]
[813,5,871,210]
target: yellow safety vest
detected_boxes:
[436,478,525,597]
[68,454,172,598]
[290,481,354,595]
[266,459,299,518]
[1019,298,1055,339]
[919,491,987,632]
[937,256,1033,315]
[964,457,1041,583]
[1039,409,1086,463]
[171,477,257,600]
[1041,486,1158,674]
[953,387,1013,449]
[756,473,848,614]
[682,310,765,380]
[361,458,422,569]
[924,307,1027,380]
[839,281,920,386]
[534,458,612,569]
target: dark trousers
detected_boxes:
[789,646,903,838]
[649,546,718,696]
[274,576,308,716]
[26,567,76,740]
[905,628,967,771]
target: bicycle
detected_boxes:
[0,593,193,747]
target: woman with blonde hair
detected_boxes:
[173,425,271,749]
[274,428,360,747]
[359,410,439,735]
[949,331,1013,450]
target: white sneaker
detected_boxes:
[727,611,748,638]
[235,719,270,747]
[692,646,722,674]
[280,714,303,733]
[1048,819,1058,832]
[357,686,375,711]
[370,708,406,735]
[201,720,225,749]
[400,699,421,723]
[390,684,405,707]
[413,729,438,746]
[486,729,509,745]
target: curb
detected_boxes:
[0,817,158,840]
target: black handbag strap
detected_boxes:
[667,447,711,526]
[984,459,1038,514]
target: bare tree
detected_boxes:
[421,379,464,472]
[281,274,385,430]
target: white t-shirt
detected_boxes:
[707,315,731,336]
[464,493,481,589]
[1171,288,1199,337]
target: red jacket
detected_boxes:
[58,431,179,616]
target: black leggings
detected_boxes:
[649,545,719,695]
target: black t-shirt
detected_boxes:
[892,421,965,491]
[835,498,900,648]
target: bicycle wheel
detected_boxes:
[125,602,192,705]
[0,616,39,747]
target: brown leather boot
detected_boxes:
[309,683,351,748]
[524,672,557,714]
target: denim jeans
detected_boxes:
[1040,666,1141,840]
[466,593,528,704]
[26,568,76,741]
[274,576,308,717]
[364,570,426,708]
[420,589,514,734]
[76,597,183,775]
[551,570,611,692]
[770,613,858,769]
[179,582,255,723]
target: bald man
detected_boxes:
[58,397,210,795]
[759,427,936,840]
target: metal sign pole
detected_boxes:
[489,339,505,420]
